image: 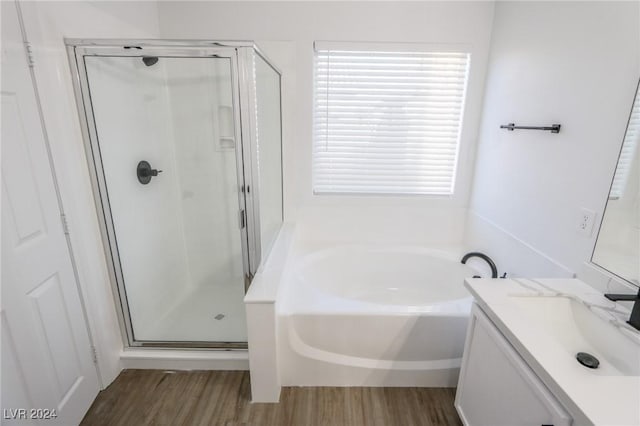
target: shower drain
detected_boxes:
[214,314,225,320]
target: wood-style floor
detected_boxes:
[81,370,463,426]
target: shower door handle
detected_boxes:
[137,160,162,184]
[238,209,246,229]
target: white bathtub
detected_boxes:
[278,245,479,387]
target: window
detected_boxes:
[313,42,470,195]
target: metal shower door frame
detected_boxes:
[66,40,264,350]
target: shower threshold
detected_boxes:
[138,341,247,350]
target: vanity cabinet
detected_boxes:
[455,304,572,426]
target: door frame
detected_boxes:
[66,40,269,349]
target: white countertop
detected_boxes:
[465,278,640,426]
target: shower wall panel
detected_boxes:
[165,60,244,290]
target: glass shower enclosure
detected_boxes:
[67,41,283,348]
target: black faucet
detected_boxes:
[604,288,640,331]
[461,252,498,279]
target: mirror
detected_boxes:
[592,80,640,286]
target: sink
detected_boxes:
[511,296,640,376]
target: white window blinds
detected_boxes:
[610,90,640,200]
[313,44,470,195]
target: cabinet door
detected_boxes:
[455,304,571,426]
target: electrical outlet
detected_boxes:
[577,208,596,236]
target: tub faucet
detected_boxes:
[461,252,498,279]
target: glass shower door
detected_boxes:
[82,52,248,345]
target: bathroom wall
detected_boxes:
[18,0,162,386]
[157,1,496,246]
[468,1,640,277]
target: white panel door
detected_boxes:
[1,2,100,425]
